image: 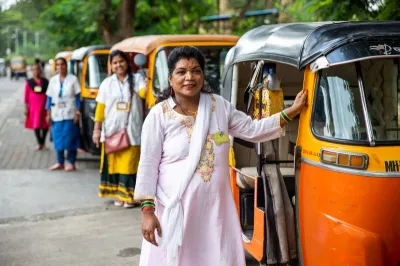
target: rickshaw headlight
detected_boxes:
[321,149,368,170]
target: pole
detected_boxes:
[15,28,19,55]
[23,31,27,52]
[35,32,39,49]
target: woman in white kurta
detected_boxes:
[134,46,307,266]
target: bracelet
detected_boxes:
[142,206,155,213]
[141,201,155,209]
[93,129,101,133]
[280,111,292,123]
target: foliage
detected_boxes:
[1,0,399,59]
[285,0,400,22]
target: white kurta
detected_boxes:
[46,74,81,122]
[96,73,145,146]
[135,94,285,266]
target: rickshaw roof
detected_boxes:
[111,35,239,55]
[71,45,111,61]
[55,51,73,60]
[11,56,25,61]
[227,21,400,69]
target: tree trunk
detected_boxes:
[179,4,185,31]
[278,0,293,23]
[118,0,136,39]
[239,0,252,18]
[98,0,117,44]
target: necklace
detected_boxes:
[173,97,198,116]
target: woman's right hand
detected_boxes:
[46,114,51,125]
[142,211,162,246]
[24,107,28,116]
[92,130,101,148]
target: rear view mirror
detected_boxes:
[134,54,147,68]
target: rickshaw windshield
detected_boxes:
[313,59,400,145]
[86,54,109,88]
[153,46,231,96]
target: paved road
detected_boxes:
[0,73,260,266]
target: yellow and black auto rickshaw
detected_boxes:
[10,56,27,80]
[69,45,111,155]
[222,21,400,266]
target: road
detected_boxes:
[0,72,259,266]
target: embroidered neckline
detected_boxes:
[162,94,217,182]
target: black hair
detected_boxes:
[157,46,211,103]
[109,49,134,98]
[55,57,67,65]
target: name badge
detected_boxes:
[212,131,229,145]
[58,101,66,108]
[34,86,42,92]
[116,102,129,112]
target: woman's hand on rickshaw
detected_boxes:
[92,130,101,148]
[142,211,162,246]
[285,89,308,118]
[291,89,308,115]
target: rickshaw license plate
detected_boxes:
[213,131,229,145]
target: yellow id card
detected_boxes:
[34,86,42,92]
[212,131,229,145]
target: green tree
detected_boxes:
[285,0,400,22]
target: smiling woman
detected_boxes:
[134,46,307,266]
[92,50,147,208]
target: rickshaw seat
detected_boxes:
[236,166,294,190]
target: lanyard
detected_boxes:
[117,79,126,101]
[59,79,64,98]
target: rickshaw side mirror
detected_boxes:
[134,53,147,68]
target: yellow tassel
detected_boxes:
[229,146,236,167]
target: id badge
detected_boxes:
[116,102,129,112]
[34,86,42,93]
[212,131,229,145]
[58,101,66,108]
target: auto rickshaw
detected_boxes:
[109,34,239,112]
[69,45,111,155]
[52,51,72,75]
[221,21,400,266]
[10,56,27,79]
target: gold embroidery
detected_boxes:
[162,95,217,182]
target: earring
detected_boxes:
[170,88,174,96]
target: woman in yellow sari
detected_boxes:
[92,50,146,208]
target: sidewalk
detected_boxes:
[0,209,142,266]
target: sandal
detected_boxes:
[123,202,135,208]
[114,200,124,207]
[64,164,76,172]
[49,163,64,171]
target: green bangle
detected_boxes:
[281,111,292,123]
[140,201,155,208]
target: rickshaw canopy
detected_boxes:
[110,34,239,55]
[55,51,72,60]
[224,21,400,70]
[71,45,111,61]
